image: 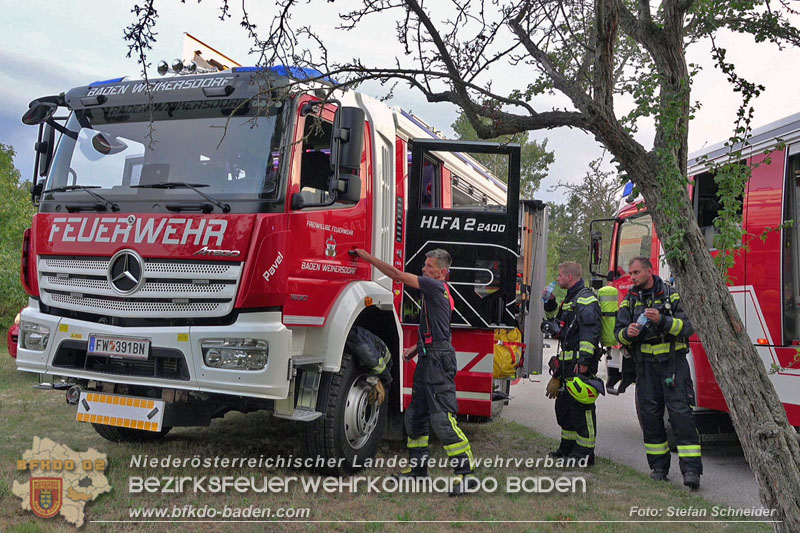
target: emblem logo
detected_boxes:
[30,478,63,519]
[194,246,241,257]
[107,249,145,295]
[325,236,337,257]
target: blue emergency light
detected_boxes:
[89,77,125,87]
[623,181,634,197]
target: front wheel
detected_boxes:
[305,352,386,473]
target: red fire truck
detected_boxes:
[591,113,800,430]
[15,59,547,469]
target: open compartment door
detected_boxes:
[520,200,548,377]
[402,139,520,329]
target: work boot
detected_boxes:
[389,467,428,481]
[683,471,701,490]
[391,466,428,480]
[617,376,634,394]
[449,474,479,497]
[650,469,669,482]
[548,449,568,459]
[568,451,595,466]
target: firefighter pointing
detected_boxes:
[353,247,478,496]
[615,257,702,490]
[542,261,603,465]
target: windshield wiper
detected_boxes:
[44,185,119,212]
[132,182,231,213]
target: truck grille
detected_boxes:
[38,256,241,318]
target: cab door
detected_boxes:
[283,97,372,326]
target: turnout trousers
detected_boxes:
[635,353,702,474]
[554,388,597,458]
[405,342,474,474]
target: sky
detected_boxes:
[2,1,800,203]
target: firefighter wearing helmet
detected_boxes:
[542,261,603,464]
[615,256,702,490]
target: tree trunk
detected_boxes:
[661,200,800,532]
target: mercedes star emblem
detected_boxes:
[107,249,145,295]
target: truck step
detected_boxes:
[273,408,323,422]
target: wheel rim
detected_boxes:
[344,374,381,449]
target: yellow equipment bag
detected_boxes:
[493,328,524,378]
[597,285,619,347]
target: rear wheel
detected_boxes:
[305,351,386,473]
[92,423,171,442]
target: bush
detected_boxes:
[0,144,34,329]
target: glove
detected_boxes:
[547,355,560,376]
[545,377,561,399]
[366,377,386,405]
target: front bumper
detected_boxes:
[15,301,292,400]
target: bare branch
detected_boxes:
[508,9,594,112]
[123,0,158,146]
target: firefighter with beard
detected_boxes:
[542,261,603,464]
[354,247,478,496]
[615,256,702,489]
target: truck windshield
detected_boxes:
[615,213,653,275]
[46,98,287,201]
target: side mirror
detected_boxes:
[290,193,305,210]
[590,230,602,267]
[329,106,365,205]
[31,182,44,206]
[330,107,365,172]
[29,122,55,206]
[22,102,58,126]
[335,175,361,205]
[38,123,55,177]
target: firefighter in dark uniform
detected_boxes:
[354,247,478,496]
[543,261,602,463]
[615,256,702,489]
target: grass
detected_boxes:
[0,344,771,532]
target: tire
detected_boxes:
[91,423,171,443]
[305,351,386,474]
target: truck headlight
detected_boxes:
[20,322,50,351]
[201,339,268,370]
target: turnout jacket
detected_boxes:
[615,275,694,358]
[345,326,393,385]
[544,279,601,368]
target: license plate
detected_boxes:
[76,392,165,432]
[88,335,150,360]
